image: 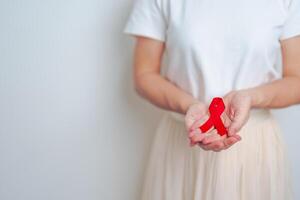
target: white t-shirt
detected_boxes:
[123,0,300,104]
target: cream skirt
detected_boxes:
[141,109,293,200]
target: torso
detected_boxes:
[160,0,289,103]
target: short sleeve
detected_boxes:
[123,0,167,42]
[280,0,300,40]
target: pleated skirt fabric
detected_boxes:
[141,109,293,200]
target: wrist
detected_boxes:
[240,88,264,108]
[181,98,203,114]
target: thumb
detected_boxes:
[228,108,248,136]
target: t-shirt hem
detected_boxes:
[279,29,300,41]
[123,26,166,42]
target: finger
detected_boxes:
[188,125,211,138]
[190,126,216,143]
[200,140,225,151]
[189,115,210,132]
[188,128,200,138]
[198,143,210,150]
[202,134,220,145]
[223,136,240,149]
[227,106,235,121]
[191,123,216,140]
[221,112,232,128]
[190,130,206,144]
[190,139,197,147]
[228,109,247,136]
[211,141,225,152]
[190,135,204,147]
[232,134,242,141]
[203,134,241,151]
[201,130,223,144]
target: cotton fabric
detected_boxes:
[124,0,300,103]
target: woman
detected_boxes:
[123,0,300,199]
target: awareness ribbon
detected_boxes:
[199,97,228,136]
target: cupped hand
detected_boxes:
[184,102,216,146]
[197,109,242,152]
[198,133,242,152]
[222,90,252,136]
[198,90,252,152]
[184,101,237,149]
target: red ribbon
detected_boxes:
[199,97,228,136]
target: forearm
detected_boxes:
[243,76,300,109]
[134,73,199,114]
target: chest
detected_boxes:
[165,0,287,53]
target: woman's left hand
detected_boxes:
[222,90,252,136]
[198,90,253,151]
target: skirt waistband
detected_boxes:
[167,108,272,124]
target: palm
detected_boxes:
[185,91,251,151]
[185,102,220,146]
[184,102,207,132]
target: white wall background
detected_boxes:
[0,0,299,200]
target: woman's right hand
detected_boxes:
[184,102,217,146]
